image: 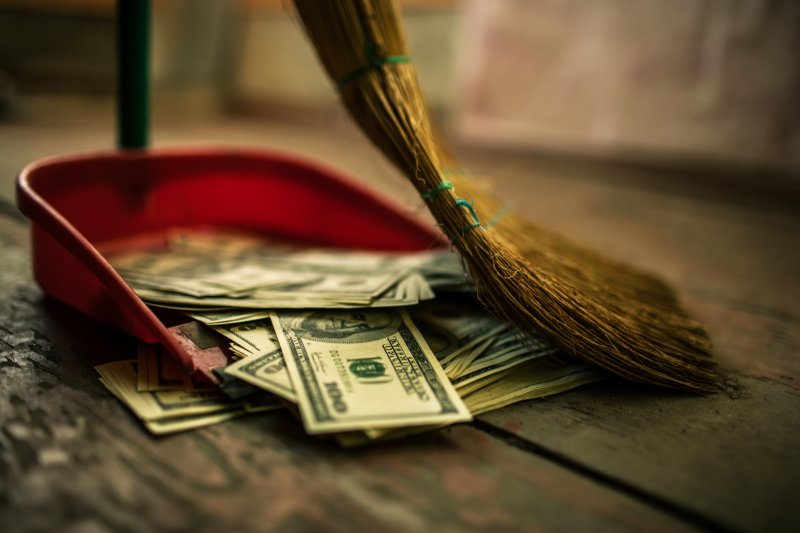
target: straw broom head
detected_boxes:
[291,0,715,392]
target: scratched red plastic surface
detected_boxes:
[16,148,445,370]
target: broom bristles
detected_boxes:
[291,0,715,392]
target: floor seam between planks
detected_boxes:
[471,418,739,533]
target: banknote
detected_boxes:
[336,359,605,446]
[224,346,297,402]
[449,332,560,386]
[98,229,609,443]
[407,299,506,365]
[134,269,414,309]
[211,319,280,358]
[462,359,606,416]
[113,241,421,307]
[109,229,465,311]
[98,360,281,434]
[189,309,272,326]
[453,365,516,396]
[143,409,247,435]
[443,331,522,377]
[168,229,466,283]
[136,342,184,392]
[271,308,472,434]
[137,341,221,392]
[112,246,320,295]
[210,319,297,401]
[97,360,243,420]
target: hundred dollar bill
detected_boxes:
[210,319,280,357]
[271,308,472,434]
[211,319,296,401]
[339,359,605,446]
[224,346,296,402]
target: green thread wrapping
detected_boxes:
[455,199,482,234]
[336,23,410,90]
[450,203,509,245]
[421,180,453,201]
[337,55,411,90]
[422,180,508,245]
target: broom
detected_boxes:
[290,0,715,392]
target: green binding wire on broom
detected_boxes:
[336,39,410,90]
[421,180,509,242]
[423,169,482,235]
[420,181,483,237]
[422,168,508,234]
[455,198,481,232]
[420,180,453,201]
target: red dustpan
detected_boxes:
[15,1,444,372]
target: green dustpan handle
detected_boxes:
[117,0,150,150]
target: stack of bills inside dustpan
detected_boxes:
[96,229,604,445]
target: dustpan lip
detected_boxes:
[17,145,446,244]
[17,144,371,206]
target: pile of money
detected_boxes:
[96,343,281,434]
[110,230,466,310]
[97,230,604,445]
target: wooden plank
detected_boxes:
[466,157,800,531]
[477,376,800,532]
[0,213,700,532]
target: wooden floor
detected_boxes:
[1,98,799,532]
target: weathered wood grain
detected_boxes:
[0,212,697,532]
[468,154,800,532]
[477,377,800,532]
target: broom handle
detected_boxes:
[117,0,150,149]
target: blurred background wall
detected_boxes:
[1,0,798,177]
[455,0,800,175]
